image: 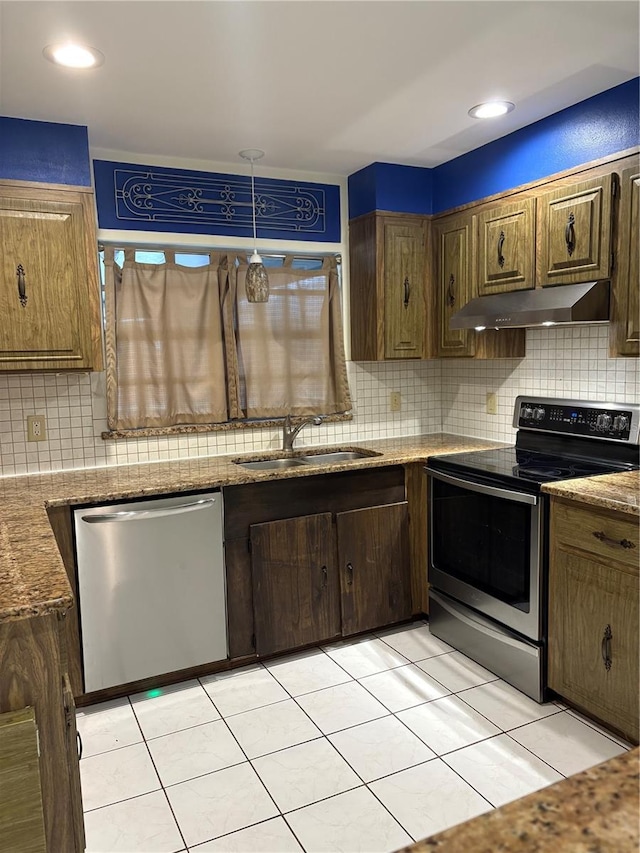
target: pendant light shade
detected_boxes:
[239,149,269,303]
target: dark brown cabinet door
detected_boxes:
[434,213,474,357]
[611,165,640,356]
[337,502,411,636]
[383,219,427,359]
[476,197,535,295]
[250,513,340,656]
[537,173,615,286]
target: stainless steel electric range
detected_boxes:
[426,396,640,702]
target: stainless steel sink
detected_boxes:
[299,450,373,464]
[236,457,308,471]
[233,448,378,470]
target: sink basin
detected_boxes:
[236,458,308,471]
[299,450,374,464]
[233,447,379,471]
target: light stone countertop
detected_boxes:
[0,433,502,624]
[399,748,639,853]
[542,469,640,516]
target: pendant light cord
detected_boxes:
[250,158,258,254]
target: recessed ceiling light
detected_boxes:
[468,101,515,120]
[43,43,104,69]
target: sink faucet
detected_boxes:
[282,414,323,451]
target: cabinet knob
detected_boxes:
[16,264,27,307]
[565,212,576,257]
[497,230,506,268]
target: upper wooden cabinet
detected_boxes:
[476,197,536,295]
[0,181,103,371]
[434,212,474,358]
[537,173,616,287]
[610,165,640,357]
[349,212,429,360]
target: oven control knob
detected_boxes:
[613,415,629,432]
[533,407,545,422]
[596,413,613,431]
[522,406,534,420]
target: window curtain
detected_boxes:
[104,248,229,429]
[227,255,352,418]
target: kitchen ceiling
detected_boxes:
[0,1,638,176]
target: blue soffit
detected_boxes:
[93,160,341,243]
[0,116,91,186]
[348,78,640,218]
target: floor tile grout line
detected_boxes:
[563,708,634,750]
[498,729,569,780]
[82,783,164,814]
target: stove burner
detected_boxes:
[518,467,565,479]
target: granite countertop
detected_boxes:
[400,748,639,853]
[542,469,640,517]
[0,433,502,623]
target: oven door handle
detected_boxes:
[425,467,538,506]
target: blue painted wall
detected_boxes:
[432,77,640,212]
[0,116,91,186]
[348,78,640,218]
[349,162,433,219]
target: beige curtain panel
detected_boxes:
[230,256,352,418]
[104,249,229,429]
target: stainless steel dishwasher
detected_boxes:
[74,491,227,693]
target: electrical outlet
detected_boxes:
[390,392,402,412]
[27,415,47,442]
[486,393,498,415]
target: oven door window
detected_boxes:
[431,477,531,612]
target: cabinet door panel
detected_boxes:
[476,198,535,294]
[549,545,639,742]
[435,216,474,357]
[537,174,614,286]
[383,222,426,358]
[62,675,85,853]
[0,198,88,362]
[611,166,640,356]
[337,502,411,636]
[251,514,340,656]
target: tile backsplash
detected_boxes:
[0,325,637,476]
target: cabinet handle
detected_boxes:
[601,624,612,672]
[77,731,83,760]
[565,212,576,257]
[346,562,354,586]
[16,264,27,307]
[497,230,506,268]
[321,565,328,588]
[403,276,410,308]
[446,274,455,307]
[592,530,636,550]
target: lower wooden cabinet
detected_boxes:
[337,502,411,635]
[250,513,340,656]
[549,497,639,743]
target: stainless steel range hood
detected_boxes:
[449,280,610,330]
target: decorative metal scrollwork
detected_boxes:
[446,274,456,307]
[601,624,612,671]
[16,264,27,307]
[592,530,636,549]
[565,212,576,256]
[497,230,506,268]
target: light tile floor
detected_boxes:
[77,621,631,853]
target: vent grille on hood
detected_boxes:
[449,280,610,330]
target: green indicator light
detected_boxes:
[146,688,162,698]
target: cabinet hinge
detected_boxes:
[251,633,256,650]
[612,175,618,198]
[35,725,41,758]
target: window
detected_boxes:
[102,248,351,433]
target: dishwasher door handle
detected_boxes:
[81,497,218,523]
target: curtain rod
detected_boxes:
[98,242,341,264]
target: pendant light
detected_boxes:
[239,149,269,303]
